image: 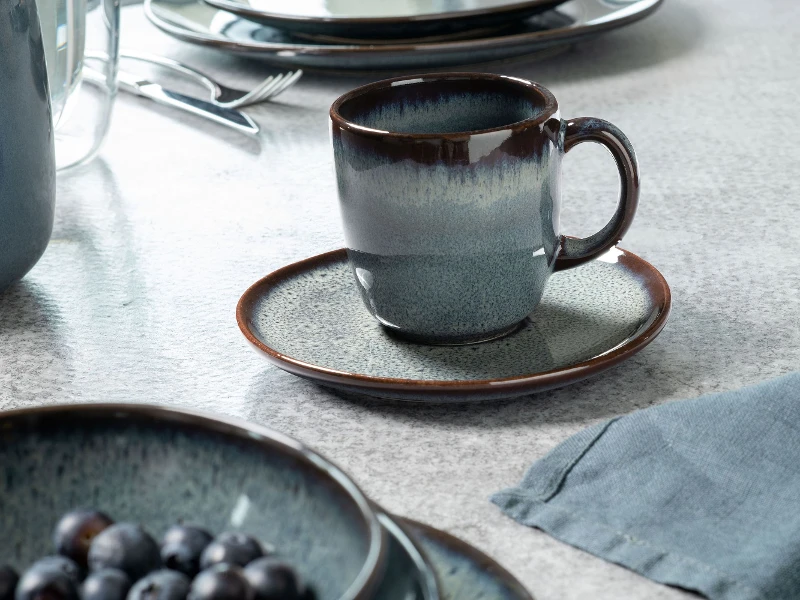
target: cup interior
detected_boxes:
[333,75,554,135]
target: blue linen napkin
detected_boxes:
[492,373,800,600]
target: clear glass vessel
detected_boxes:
[38,0,121,171]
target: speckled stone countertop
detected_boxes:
[2,1,799,598]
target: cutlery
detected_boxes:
[121,51,302,108]
[115,70,260,135]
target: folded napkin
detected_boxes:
[492,373,800,600]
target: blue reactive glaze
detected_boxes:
[332,75,640,344]
[0,406,385,600]
[402,519,534,600]
[0,0,56,292]
[331,76,562,344]
[375,513,439,600]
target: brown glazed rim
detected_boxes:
[235,247,672,399]
[0,403,388,600]
[206,0,562,27]
[330,73,558,140]
[397,517,536,600]
[145,0,664,57]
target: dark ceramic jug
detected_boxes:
[0,0,56,292]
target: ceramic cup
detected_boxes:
[330,73,639,345]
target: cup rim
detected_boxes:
[330,72,559,140]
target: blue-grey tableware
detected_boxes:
[0,404,387,600]
[144,0,663,71]
[236,246,670,402]
[0,0,56,292]
[401,518,534,600]
[374,511,439,600]
[330,73,639,345]
[199,0,565,39]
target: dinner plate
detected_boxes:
[236,247,671,402]
[199,0,566,39]
[145,0,663,71]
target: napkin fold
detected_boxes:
[492,373,800,600]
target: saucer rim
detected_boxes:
[236,247,671,398]
[397,517,535,600]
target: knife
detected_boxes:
[115,70,260,136]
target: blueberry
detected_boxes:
[127,570,190,600]
[14,559,79,600]
[298,588,315,600]
[199,533,263,570]
[53,509,114,569]
[160,525,213,577]
[81,569,130,600]
[27,557,81,586]
[0,565,18,600]
[88,523,161,581]
[188,565,254,600]
[243,558,307,600]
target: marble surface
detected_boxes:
[2,0,799,598]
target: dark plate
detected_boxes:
[145,0,663,71]
[199,0,566,39]
[0,404,387,600]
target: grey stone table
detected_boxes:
[2,1,799,598]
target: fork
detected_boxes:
[120,51,303,108]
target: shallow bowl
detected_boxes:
[0,404,387,600]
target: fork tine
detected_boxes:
[262,70,302,101]
[254,72,291,102]
[235,74,280,106]
[261,71,294,101]
[237,73,286,107]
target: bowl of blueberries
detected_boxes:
[0,404,388,600]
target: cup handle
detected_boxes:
[554,117,640,272]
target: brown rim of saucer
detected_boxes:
[235,247,671,400]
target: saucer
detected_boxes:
[375,511,439,600]
[399,518,534,600]
[236,247,670,402]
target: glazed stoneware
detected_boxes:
[235,247,671,401]
[400,518,535,600]
[331,74,639,344]
[374,511,439,600]
[0,0,56,292]
[144,0,664,71]
[0,404,387,600]
[200,0,565,39]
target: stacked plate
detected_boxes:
[0,404,535,600]
[144,0,664,71]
